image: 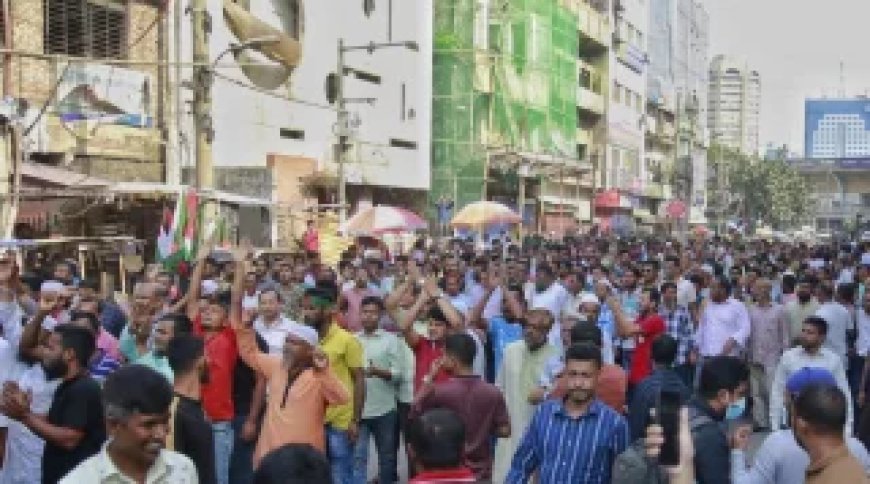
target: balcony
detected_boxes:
[577,127,595,147]
[578,2,610,55]
[577,60,605,115]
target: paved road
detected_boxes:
[364,431,773,482]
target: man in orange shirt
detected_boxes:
[228,246,349,467]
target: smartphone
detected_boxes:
[656,390,682,466]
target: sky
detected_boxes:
[703,0,870,155]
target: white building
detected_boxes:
[174,0,432,227]
[607,0,648,200]
[708,55,761,156]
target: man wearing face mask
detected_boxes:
[770,316,852,432]
[786,277,820,345]
[688,355,750,484]
[167,334,217,484]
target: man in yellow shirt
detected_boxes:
[304,285,365,484]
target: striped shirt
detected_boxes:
[88,350,120,385]
[506,399,630,484]
[659,304,694,365]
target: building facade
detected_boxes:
[708,54,760,156]
[789,158,870,233]
[176,0,432,245]
[805,98,870,159]
[604,0,648,233]
[645,0,710,230]
[431,0,597,236]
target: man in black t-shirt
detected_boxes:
[230,320,268,484]
[2,324,106,484]
[167,334,217,484]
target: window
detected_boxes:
[400,83,406,121]
[363,0,375,17]
[44,0,128,59]
[390,138,417,149]
[613,81,621,102]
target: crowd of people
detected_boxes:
[0,232,869,483]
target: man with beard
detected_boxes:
[506,343,629,483]
[731,368,870,484]
[67,311,120,385]
[771,316,852,431]
[528,264,569,346]
[492,308,558,483]
[166,334,217,484]
[306,284,365,484]
[60,365,197,483]
[791,384,868,483]
[2,325,105,484]
[786,277,820,345]
[230,285,348,466]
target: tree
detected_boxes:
[708,145,812,230]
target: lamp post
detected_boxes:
[335,40,419,226]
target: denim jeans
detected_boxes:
[229,414,256,484]
[326,425,354,484]
[212,421,235,484]
[352,411,398,484]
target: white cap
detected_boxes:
[579,292,601,306]
[286,323,319,347]
[861,253,870,266]
[201,280,219,297]
[701,264,714,275]
[40,281,64,293]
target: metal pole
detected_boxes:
[518,171,525,240]
[172,0,182,185]
[336,39,347,226]
[192,0,214,228]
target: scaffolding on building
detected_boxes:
[431,0,584,217]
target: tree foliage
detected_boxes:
[709,145,812,229]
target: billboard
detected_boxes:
[805,99,870,158]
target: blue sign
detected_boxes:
[805,99,870,158]
[618,44,646,74]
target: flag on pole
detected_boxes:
[158,188,200,271]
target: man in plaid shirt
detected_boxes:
[659,282,695,387]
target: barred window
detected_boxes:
[44,0,128,59]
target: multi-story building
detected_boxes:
[645,0,710,231]
[0,0,168,238]
[805,98,870,159]
[431,0,599,235]
[601,0,648,233]
[788,158,870,233]
[177,0,432,245]
[708,55,761,156]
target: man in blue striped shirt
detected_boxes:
[506,343,630,484]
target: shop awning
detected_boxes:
[594,189,621,209]
[110,183,273,207]
[21,162,111,188]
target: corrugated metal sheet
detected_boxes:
[21,162,111,187]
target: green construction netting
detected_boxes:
[430,0,580,218]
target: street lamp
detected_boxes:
[211,35,281,68]
[335,39,419,226]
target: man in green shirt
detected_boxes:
[353,296,402,484]
[121,312,193,382]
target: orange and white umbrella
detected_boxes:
[450,201,521,227]
[342,205,427,236]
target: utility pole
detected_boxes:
[192,0,214,227]
[336,39,348,226]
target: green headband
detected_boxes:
[309,295,334,309]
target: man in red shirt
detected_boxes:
[408,408,476,484]
[412,333,510,480]
[609,288,666,387]
[398,278,465,394]
[194,291,238,484]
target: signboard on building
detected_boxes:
[56,64,153,128]
[805,99,870,159]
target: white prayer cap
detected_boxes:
[861,253,870,266]
[286,324,319,347]
[579,292,601,306]
[701,264,714,275]
[40,281,64,293]
[200,280,219,297]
